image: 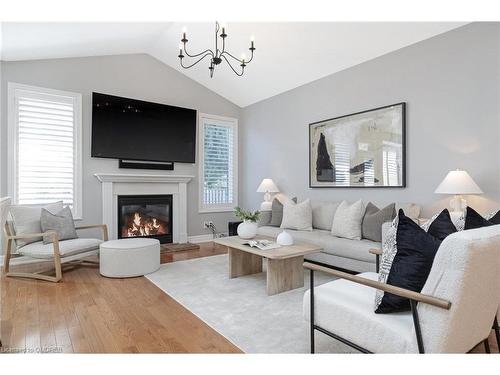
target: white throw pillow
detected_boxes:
[395,203,421,221]
[9,201,64,248]
[331,200,365,240]
[311,200,340,231]
[280,199,313,231]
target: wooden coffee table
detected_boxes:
[214,236,322,295]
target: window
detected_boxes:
[8,83,82,219]
[199,113,238,212]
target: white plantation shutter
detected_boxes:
[199,114,238,212]
[8,83,82,218]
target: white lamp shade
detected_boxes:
[256,178,279,193]
[434,170,483,195]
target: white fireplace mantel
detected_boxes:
[94,173,194,243]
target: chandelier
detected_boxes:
[178,22,255,78]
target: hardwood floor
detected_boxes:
[1,242,241,353]
[1,241,498,354]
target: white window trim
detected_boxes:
[198,113,238,213]
[7,82,83,219]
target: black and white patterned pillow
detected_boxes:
[454,212,466,231]
[374,214,399,309]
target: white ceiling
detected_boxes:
[1,22,467,107]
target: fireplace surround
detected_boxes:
[118,194,173,243]
[94,173,193,243]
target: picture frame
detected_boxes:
[309,102,406,188]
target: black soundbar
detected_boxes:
[119,159,174,171]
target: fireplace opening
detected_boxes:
[117,194,173,243]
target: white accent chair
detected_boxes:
[303,225,500,353]
[2,202,108,283]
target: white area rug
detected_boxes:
[146,254,354,353]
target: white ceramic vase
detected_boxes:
[237,220,258,239]
[276,230,294,246]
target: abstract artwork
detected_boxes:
[309,103,406,188]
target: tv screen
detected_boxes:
[91,93,197,163]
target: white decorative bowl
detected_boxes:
[237,220,258,239]
[276,230,294,246]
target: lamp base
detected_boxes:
[450,195,467,213]
[260,201,272,211]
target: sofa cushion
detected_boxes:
[270,196,297,227]
[331,200,365,240]
[362,202,396,242]
[395,203,420,220]
[41,206,78,244]
[9,201,64,248]
[311,200,339,231]
[281,199,313,231]
[257,226,379,263]
[18,238,103,259]
[303,272,414,353]
[257,210,272,227]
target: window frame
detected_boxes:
[7,82,83,219]
[198,113,238,213]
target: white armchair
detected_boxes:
[304,225,500,353]
[2,202,108,283]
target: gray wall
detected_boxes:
[240,22,500,216]
[0,54,240,236]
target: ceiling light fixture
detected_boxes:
[178,22,255,78]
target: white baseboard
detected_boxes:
[187,232,229,243]
[187,234,214,243]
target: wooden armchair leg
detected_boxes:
[3,238,13,274]
[53,240,62,282]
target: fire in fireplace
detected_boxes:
[117,194,173,243]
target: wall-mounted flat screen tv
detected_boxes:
[91,92,197,163]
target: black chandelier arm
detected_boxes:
[221,54,244,76]
[180,52,213,69]
[182,44,215,59]
[221,49,254,65]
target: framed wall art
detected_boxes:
[309,103,406,188]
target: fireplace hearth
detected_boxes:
[117,194,173,243]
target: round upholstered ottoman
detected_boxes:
[99,238,160,278]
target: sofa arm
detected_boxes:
[75,224,109,241]
[369,248,382,255]
[303,261,451,310]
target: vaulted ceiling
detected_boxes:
[1,22,467,107]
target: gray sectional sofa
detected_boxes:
[257,200,420,273]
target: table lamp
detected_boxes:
[256,178,279,211]
[434,169,483,213]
